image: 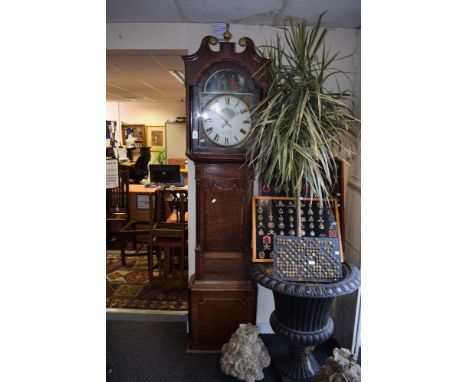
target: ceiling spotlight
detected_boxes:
[169,70,185,84]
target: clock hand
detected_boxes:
[227,108,250,122]
[209,109,229,124]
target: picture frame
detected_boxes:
[257,159,346,249]
[146,125,166,150]
[106,120,118,148]
[136,194,150,210]
[121,124,146,148]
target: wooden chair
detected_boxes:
[118,189,157,265]
[106,168,130,247]
[147,189,188,288]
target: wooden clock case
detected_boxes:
[183,36,268,351]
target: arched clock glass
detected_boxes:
[194,67,259,150]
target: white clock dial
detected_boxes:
[201,95,252,147]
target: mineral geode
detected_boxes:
[314,347,361,382]
[220,323,271,382]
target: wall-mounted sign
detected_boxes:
[106,159,119,189]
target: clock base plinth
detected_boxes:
[188,275,257,351]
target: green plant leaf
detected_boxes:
[246,15,360,202]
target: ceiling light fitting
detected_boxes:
[169,70,185,84]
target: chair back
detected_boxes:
[154,189,188,224]
[147,188,188,287]
[106,168,130,213]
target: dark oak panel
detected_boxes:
[204,183,245,252]
[196,163,253,178]
[188,276,257,351]
[202,253,248,281]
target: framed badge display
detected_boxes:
[257,159,346,247]
[251,196,343,263]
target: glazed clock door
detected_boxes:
[189,64,262,155]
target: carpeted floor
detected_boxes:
[106,320,338,382]
[106,251,189,311]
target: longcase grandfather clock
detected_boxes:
[183,32,268,351]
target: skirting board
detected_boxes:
[256,323,274,334]
[106,308,188,322]
[185,323,273,335]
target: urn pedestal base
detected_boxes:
[270,305,334,381]
[250,263,360,382]
[273,348,320,382]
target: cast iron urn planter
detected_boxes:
[250,262,360,382]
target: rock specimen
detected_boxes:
[220,323,271,382]
[314,347,361,382]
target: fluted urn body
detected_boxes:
[250,262,360,381]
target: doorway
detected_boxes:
[106,49,190,315]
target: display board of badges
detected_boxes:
[251,197,343,263]
[273,235,342,282]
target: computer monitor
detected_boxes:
[149,164,182,185]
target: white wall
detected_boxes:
[106,100,185,126]
[107,22,360,334]
[333,28,361,352]
[106,100,186,157]
[165,122,187,159]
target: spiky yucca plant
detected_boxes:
[246,15,360,236]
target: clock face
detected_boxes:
[201,95,252,147]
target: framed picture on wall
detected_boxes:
[146,125,166,150]
[106,120,118,148]
[121,124,146,148]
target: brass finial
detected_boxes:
[238,37,246,47]
[223,24,232,41]
[208,36,218,45]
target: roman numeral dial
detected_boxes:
[201,95,252,147]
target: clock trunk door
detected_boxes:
[204,181,245,252]
[196,164,253,280]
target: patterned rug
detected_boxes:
[106,250,189,311]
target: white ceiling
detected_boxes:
[106,0,360,103]
[107,50,187,103]
[107,0,361,29]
